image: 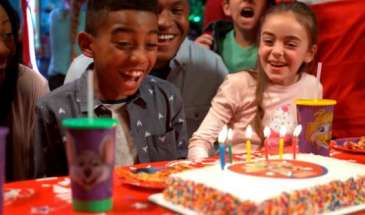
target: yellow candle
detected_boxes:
[279,137,284,160]
[245,125,253,162]
[279,126,287,160]
[246,139,251,162]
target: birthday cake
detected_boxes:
[162,154,365,214]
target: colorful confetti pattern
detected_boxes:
[163,175,365,214]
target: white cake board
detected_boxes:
[149,193,197,215]
[149,193,365,215]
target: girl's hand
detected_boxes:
[194,33,214,49]
[187,145,209,161]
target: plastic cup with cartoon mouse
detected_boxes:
[296,99,336,156]
[63,118,118,212]
[0,127,8,215]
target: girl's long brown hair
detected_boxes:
[0,0,22,181]
[251,1,318,147]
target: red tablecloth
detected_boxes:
[4,175,171,214]
[4,149,365,214]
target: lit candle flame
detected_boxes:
[264,126,271,138]
[218,125,228,144]
[279,126,287,137]
[245,125,253,139]
[293,125,302,137]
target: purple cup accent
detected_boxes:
[296,100,336,156]
[0,127,8,215]
[64,125,116,206]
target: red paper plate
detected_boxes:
[116,160,204,189]
[331,137,365,154]
[117,169,166,189]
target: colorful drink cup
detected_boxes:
[0,127,8,215]
[62,118,118,212]
[296,99,336,156]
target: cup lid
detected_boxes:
[62,118,118,129]
[296,99,336,106]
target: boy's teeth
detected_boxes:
[126,71,142,77]
[159,34,175,40]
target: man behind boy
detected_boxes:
[35,0,187,177]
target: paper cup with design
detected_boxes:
[0,127,8,215]
[296,99,336,156]
[62,118,118,212]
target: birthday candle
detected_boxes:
[263,127,271,161]
[245,125,253,162]
[292,125,302,160]
[227,129,233,163]
[218,126,228,170]
[279,126,287,160]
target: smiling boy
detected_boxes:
[65,0,228,139]
[35,0,187,177]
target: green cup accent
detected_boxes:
[62,118,118,129]
[72,198,113,212]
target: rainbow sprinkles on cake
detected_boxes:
[158,154,365,214]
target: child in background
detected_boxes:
[47,0,86,90]
[36,0,187,177]
[195,0,274,73]
[188,1,322,161]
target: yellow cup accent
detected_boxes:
[296,99,336,106]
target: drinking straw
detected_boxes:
[316,62,322,83]
[316,62,322,99]
[87,71,94,119]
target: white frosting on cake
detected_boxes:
[170,154,365,204]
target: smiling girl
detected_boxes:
[188,2,322,160]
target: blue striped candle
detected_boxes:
[218,126,228,171]
[219,144,225,170]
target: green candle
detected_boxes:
[227,129,233,163]
[228,144,233,163]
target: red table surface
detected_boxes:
[4,175,172,215]
[4,149,365,215]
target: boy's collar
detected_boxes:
[78,68,148,113]
[100,97,134,105]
